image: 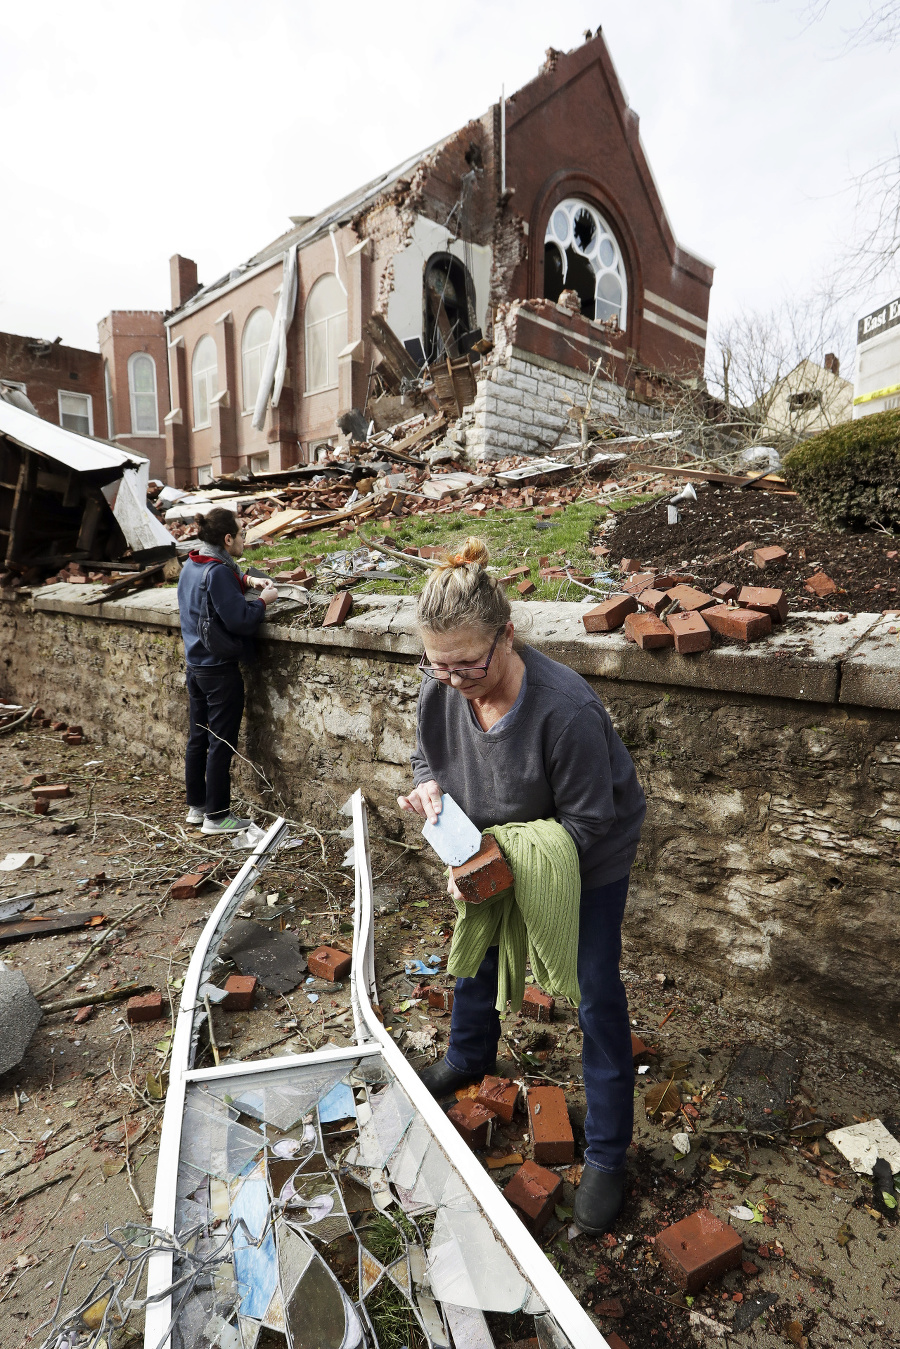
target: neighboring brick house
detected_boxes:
[0,311,169,480]
[163,29,713,484]
[0,331,109,441]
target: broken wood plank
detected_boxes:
[626,462,796,494]
[365,314,420,388]
[243,509,307,546]
[0,911,105,945]
[40,981,153,1015]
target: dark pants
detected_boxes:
[185,664,244,819]
[444,874,633,1173]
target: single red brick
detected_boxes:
[620,558,642,573]
[323,592,353,627]
[504,1159,562,1234]
[582,594,638,633]
[476,1075,519,1123]
[667,583,715,613]
[30,708,45,721]
[605,1335,630,1349]
[631,1032,650,1061]
[667,610,711,654]
[63,734,84,746]
[222,974,257,1011]
[66,725,83,735]
[33,798,50,815]
[590,545,611,558]
[402,546,420,556]
[448,1097,496,1149]
[41,718,52,728]
[516,579,536,595]
[805,571,837,597]
[427,987,454,1012]
[51,721,68,731]
[637,587,669,616]
[506,565,531,578]
[450,835,514,905]
[127,992,164,1024]
[595,1298,625,1317]
[703,604,772,642]
[170,873,205,901]
[656,1208,743,1292]
[752,545,787,569]
[307,946,352,981]
[652,573,678,590]
[712,581,738,602]
[528,1085,574,1165]
[521,986,554,1022]
[737,586,787,623]
[22,773,46,788]
[32,784,71,800]
[73,1004,93,1024]
[623,612,674,650]
[622,572,656,596]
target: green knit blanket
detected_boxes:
[446,818,581,1014]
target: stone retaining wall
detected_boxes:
[1,585,898,1061]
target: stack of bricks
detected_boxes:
[583,558,788,652]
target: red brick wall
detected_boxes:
[0,332,107,437]
[97,311,168,479]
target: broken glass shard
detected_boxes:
[284,1246,360,1349]
[180,1104,263,1181]
[427,1208,531,1313]
[443,1302,496,1349]
[318,1081,356,1125]
[203,1062,351,1131]
[386,1255,412,1296]
[231,1165,277,1319]
[359,1246,384,1297]
[417,1291,451,1346]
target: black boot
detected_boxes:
[418,1057,495,1100]
[573,1165,626,1234]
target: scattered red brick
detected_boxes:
[516,579,536,595]
[73,1005,93,1025]
[323,592,353,627]
[22,773,46,788]
[656,1208,743,1292]
[127,992,164,1024]
[447,1097,496,1149]
[450,835,514,904]
[427,987,454,1012]
[307,946,352,981]
[653,573,679,590]
[711,581,738,602]
[222,974,258,1011]
[582,594,638,633]
[32,784,71,800]
[67,725,83,735]
[590,545,611,558]
[805,571,838,597]
[33,798,50,815]
[667,583,715,612]
[636,587,669,616]
[703,605,772,642]
[737,586,787,623]
[30,708,45,721]
[752,545,787,569]
[623,612,674,650]
[631,1032,651,1061]
[667,610,711,654]
[504,1159,562,1234]
[528,1085,575,1165]
[742,1260,760,1276]
[620,558,642,573]
[595,1298,625,1317]
[170,873,205,901]
[521,986,554,1022]
[622,572,656,595]
[63,734,84,746]
[476,1075,519,1123]
[604,1336,630,1349]
[50,721,68,731]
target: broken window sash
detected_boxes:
[543,197,627,326]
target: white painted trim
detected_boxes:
[642,308,706,348]
[643,290,707,332]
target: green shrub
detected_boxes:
[782,409,900,531]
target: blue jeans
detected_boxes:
[444,875,633,1173]
[185,664,244,819]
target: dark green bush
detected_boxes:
[782,409,900,531]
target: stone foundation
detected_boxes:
[1,585,898,1061]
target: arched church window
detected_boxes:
[543,199,627,326]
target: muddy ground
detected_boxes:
[0,719,897,1349]
[601,482,900,615]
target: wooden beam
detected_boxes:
[626,462,796,494]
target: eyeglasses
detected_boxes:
[418,628,505,682]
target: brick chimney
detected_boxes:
[170,255,200,310]
[824,352,840,377]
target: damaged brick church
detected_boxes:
[162,29,713,484]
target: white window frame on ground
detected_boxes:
[103,361,115,439]
[197,465,213,486]
[58,390,93,436]
[127,351,159,436]
[191,335,218,429]
[543,198,628,327]
[310,439,333,462]
[249,452,270,475]
[304,274,347,394]
[241,308,274,412]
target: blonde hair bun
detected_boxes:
[437,536,491,569]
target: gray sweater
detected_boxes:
[410,645,646,889]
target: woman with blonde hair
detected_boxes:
[398,538,646,1234]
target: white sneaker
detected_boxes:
[186,807,204,825]
[201,812,253,835]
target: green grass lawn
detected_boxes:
[246,494,656,603]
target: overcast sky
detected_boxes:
[2,0,897,368]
